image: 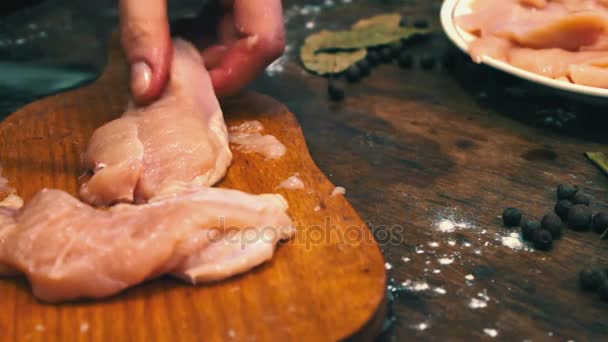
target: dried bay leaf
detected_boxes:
[352,13,401,29]
[299,13,428,75]
[300,30,367,75]
[586,152,608,176]
[314,26,426,52]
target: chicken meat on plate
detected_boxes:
[456,0,608,88]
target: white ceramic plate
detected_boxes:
[440,0,608,99]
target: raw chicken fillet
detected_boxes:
[0,39,295,302]
[80,39,232,205]
[0,187,294,302]
[456,0,608,88]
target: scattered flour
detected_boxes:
[434,287,446,295]
[401,280,430,292]
[468,298,487,309]
[465,274,475,281]
[484,328,498,337]
[412,322,429,331]
[35,324,45,332]
[438,257,454,265]
[477,289,490,301]
[435,219,471,232]
[313,205,321,212]
[434,214,472,233]
[500,232,534,252]
[402,257,410,263]
[433,269,441,274]
[228,329,236,338]
[80,322,89,333]
[385,262,392,270]
[428,242,439,248]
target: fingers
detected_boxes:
[201,45,228,69]
[119,0,172,105]
[209,0,285,97]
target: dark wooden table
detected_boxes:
[251,0,608,340]
[3,0,608,340]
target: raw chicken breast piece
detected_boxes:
[569,57,608,87]
[519,0,547,8]
[469,36,512,62]
[457,1,607,51]
[508,48,608,78]
[504,13,608,51]
[457,0,608,87]
[80,39,232,205]
[0,186,294,302]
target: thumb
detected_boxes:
[119,0,172,105]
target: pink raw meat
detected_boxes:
[0,186,294,302]
[508,48,607,78]
[457,1,607,51]
[456,0,608,88]
[80,39,232,206]
[569,57,608,87]
[469,36,512,62]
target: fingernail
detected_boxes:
[131,61,152,97]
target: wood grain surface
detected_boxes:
[0,36,387,341]
[247,1,608,340]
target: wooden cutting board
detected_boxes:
[0,36,386,341]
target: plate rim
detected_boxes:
[440,0,608,98]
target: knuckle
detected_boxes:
[121,21,153,50]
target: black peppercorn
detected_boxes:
[592,213,608,234]
[533,229,553,251]
[557,184,578,200]
[366,50,381,66]
[568,204,592,231]
[379,47,393,63]
[579,267,603,291]
[420,55,436,69]
[554,200,573,221]
[521,220,540,241]
[356,60,371,77]
[502,207,522,227]
[541,212,563,239]
[327,81,344,101]
[397,52,413,68]
[345,65,361,83]
[413,18,429,29]
[571,192,590,206]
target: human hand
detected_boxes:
[119,0,285,105]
